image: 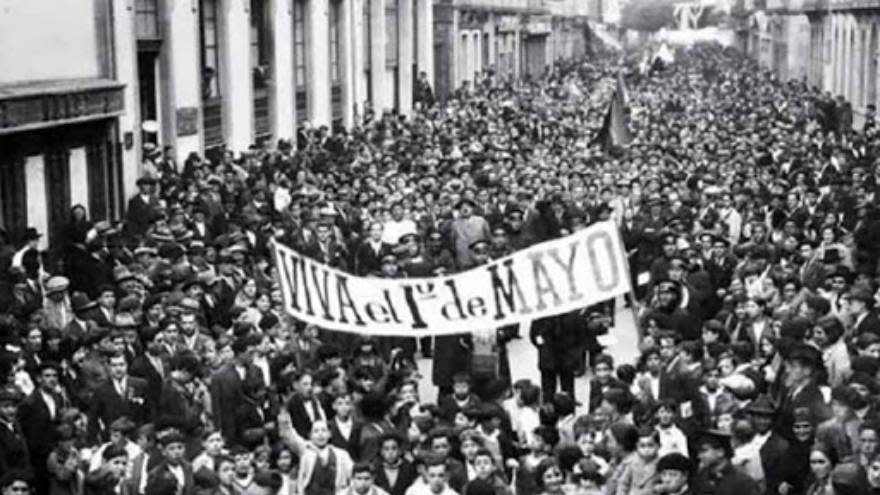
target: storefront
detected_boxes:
[0,79,125,250]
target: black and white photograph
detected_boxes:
[1,0,880,494]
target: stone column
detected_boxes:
[270,0,295,140]
[474,30,482,78]
[112,0,140,195]
[307,0,332,126]
[398,0,413,116]
[484,15,496,76]
[339,0,357,127]
[415,0,433,83]
[350,0,367,122]
[220,0,254,151]
[162,0,202,158]
[369,0,389,114]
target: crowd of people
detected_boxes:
[3,40,880,495]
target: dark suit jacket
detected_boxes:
[329,417,362,458]
[855,312,880,338]
[530,313,586,372]
[210,363,262,442]
[148,460,195,495]
[354,241,395,276]
[373,460,418,495]
[129,354,165,420]
[89,376,150,441]
[759,433,790,494]
[286,393,327,438]
[18,389,64,457]
[126,195,159,237]
[0,419,32,474]
[234,397,276,447]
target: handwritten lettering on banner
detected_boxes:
[274,221,632,336]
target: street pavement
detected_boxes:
[416,296,641,414]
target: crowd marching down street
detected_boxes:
[4,41,880,495]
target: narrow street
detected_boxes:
[417,296,642,413]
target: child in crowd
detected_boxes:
[653,400,688,458]
[614,427,659,495]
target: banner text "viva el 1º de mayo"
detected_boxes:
[273,221,632,336]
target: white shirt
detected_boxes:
[752,431,771,451]
[235,364,247,381]
[40,390,56,419]
[114,378,127,398]
[253,356,271,387]
[383,463,400,489]
[404,479,459,495]
[656,425,689,458]
[167,464,185,491]
[147,354,165,379]
[335,417,353,440]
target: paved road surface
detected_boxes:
[416,296,641,413]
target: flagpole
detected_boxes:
[612,223,643,344]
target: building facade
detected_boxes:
[758,0,810,82]
[0,0,127,250]
[0,0,596,245]
[433,0,591,101]
[0,0,434,246]
[802,0,880,122]
[743,0,880,122]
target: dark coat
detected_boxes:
[158,380,204,435]
[148,460,196,495]
[692,462,760,495]
[438,393,482,423]
[354,241,395,276]
[530,313,585,372]
[234,397,272,447]
[432,334,472,389]
[373,460,418,495]
[126,194,159,237]
[0,418,32,475]
[854,312,880,339]
[129,355,165,420]
[209,363,262,442]
[759,433,790,495]
[17,389,63,458]
[89,376,150,441]
[286,393,327,438]
[65,245,111,299]
[329,417,362,458]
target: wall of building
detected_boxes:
[0,0,102,83]
[798,5,880,126]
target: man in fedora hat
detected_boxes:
[126,176,159,237]
[777,344,831,440]
[692,429,759,495]
[850,285,880,341]
[64,291,96,345]
[745,394,789,494]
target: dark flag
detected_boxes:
[594,77,632,150]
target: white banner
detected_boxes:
[274,221,632,336]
